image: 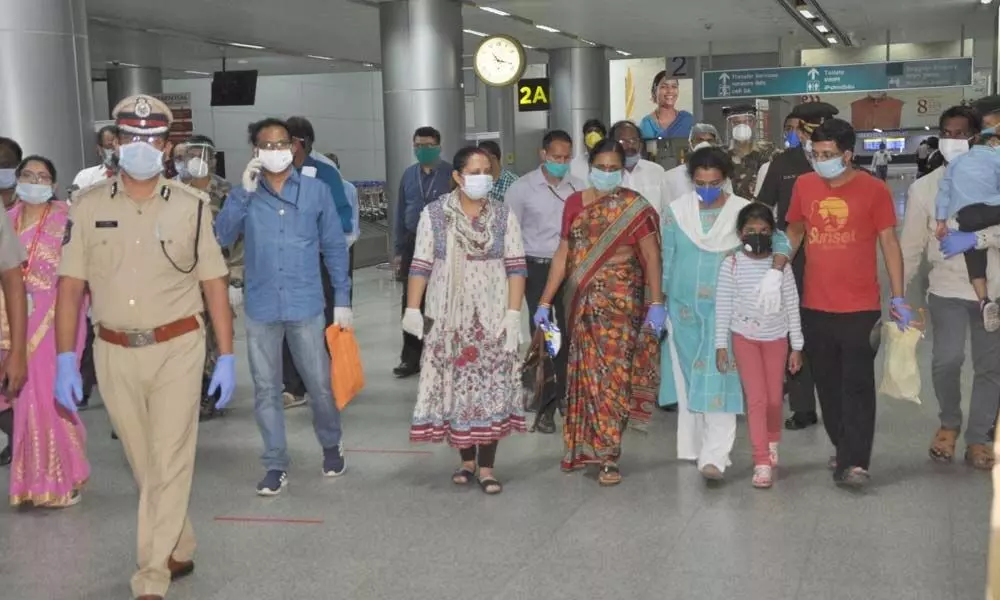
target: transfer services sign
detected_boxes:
[702,57,973,101]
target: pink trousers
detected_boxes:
[731,333,789,466]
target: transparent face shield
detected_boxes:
[183,143,216,178]
[726,113,757,145]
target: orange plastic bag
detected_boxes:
[325,326,364,410]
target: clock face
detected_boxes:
[474,36,525,87]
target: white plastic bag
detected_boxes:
[878,321,924,404]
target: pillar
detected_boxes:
[549,47,609,154]
[485,85,517,167]
[103,27,163,114]
[0,0,94,184]
[107,67,163,114]
[380,0,464,254]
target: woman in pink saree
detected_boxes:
[3,156,88,508]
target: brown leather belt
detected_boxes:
[98,315,200,348]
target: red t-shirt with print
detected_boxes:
[785,170,897,313]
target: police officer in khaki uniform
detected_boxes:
[0,196,29,465]
[53,95,235,600]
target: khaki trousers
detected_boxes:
[96,327,205,598]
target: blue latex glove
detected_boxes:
[55,352,82,413]
[890,296,914,331]
[208,354,236,410]
[644,304,667,336]
[532,305,550,327]
[940,229,977,259]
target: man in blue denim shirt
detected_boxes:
[216,118,352,496]
[392,126,452,378]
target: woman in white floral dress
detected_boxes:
[401,146,527,495]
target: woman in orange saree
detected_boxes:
[534,139,665,486]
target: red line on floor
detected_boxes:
[345,448,434,455]
[214,516,324,525]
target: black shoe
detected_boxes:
[393,361,420,378]
[535,413,556,434]
[658,404,677,412]
[784,411,818,430]
[77,395,90,411]
[0,444,10,466]
[111,431,119,440]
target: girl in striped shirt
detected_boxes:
[714,203,804,489]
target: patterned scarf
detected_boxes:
[443,189,496,259]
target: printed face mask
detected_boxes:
[741,232,773,255]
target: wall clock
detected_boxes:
[473,35,526,87]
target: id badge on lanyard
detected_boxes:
[417,169,439,205]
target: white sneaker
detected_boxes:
[983,301,1000,333]
[752,465,773,489]
[769,442,779,468]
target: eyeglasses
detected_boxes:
[617,137,641,148]
[258,140,292,151]
[18,171,53,184]
[810,151,843,162]
[118,134,165,146]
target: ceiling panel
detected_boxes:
[83,0,991,79]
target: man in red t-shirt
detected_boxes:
[784,118,911,488]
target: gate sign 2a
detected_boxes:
[702,57,973,101]
[518,78,550,112]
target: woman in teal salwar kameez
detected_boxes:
[659,147,789,480]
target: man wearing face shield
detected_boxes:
[724,104,774,201]
[757,101,839,430]
[178,134,244,421]
[71,125,118,194]
[55,95,235,599]
[663,123,720,206]
[0,137,23,210]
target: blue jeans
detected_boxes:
[246,312,342,471]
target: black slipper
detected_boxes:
[477,476,503,495]
[452,468,475,485]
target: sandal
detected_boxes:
[598,464,622,486]
[965,443,995,471]
[452,467,476,485]
[929,427,959,462]
[477,476,503,495]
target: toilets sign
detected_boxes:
[703,57,973,101]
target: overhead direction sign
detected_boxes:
[702,57,973,101]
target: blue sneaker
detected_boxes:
[256,470,288,496]
[322,443,346,477]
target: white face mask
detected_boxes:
[15,182,53,205]
[732,123,753,142]
[939,138,971,163]
[258,149,293,173]
[691,141,713,152]
[462,174,494,200]
[186,157,210,178]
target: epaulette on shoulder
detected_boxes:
[161,179,211,205]
[72,177,116,203]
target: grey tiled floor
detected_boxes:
[0,172,991,599]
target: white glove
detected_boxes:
[755,268,784,315]
[228,284,243,307]
[498,310,521,353]
[401,308,424,340]
[242,158,262,192]
[333,307,354,329]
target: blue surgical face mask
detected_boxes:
[118,141,164,180]
[0,169,15,190]
[695,184,723,204]
[624,153,641,169]
[544,160,569,179]
[814,156,848,180]
[784,130,801,149]
[16,182,53,205]
[590,169,623,193]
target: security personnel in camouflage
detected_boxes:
[724,104,776,200]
